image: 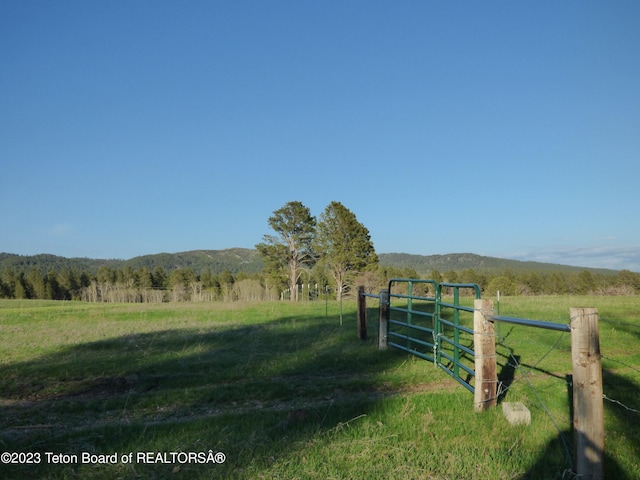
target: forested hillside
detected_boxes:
[0,248,262,276]
[378,252,619,276]
[1,249,638,302]
[0,249,621,278]
[123,249,263,275]
[0,253,121,275]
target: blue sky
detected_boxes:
[2,1,639,271]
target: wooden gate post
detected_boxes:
[378,289,389,350]
[571,307,604,480]
[474,299,497,412]
[357,286,367,340]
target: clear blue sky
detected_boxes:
[2,1,639,271]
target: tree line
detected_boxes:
[426,267,640,296]
[1,261,638,303]
[0,265,267,303]
[1,257,639,302]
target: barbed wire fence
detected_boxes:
[489,312,640,477]
[360,285,640,478]
[491,327,575,473]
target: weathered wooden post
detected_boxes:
[473,299,497,412]
[378,289,389,350]
[571,307,604,480]
[357,286,367,340]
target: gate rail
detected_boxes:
[386,278,481,392]
[387,278,438,361]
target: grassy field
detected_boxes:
[0,296,638,479]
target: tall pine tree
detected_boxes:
[315,201,378,301]
[256,201,316,301]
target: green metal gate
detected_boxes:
[387,279,481,393]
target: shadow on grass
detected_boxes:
[0,308,410,479]
[521,429,633,480]
[511,368,638,479]
[600,313,640,343]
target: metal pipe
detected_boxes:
[488,315,571,332]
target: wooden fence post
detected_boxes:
[378,289,389,350]
[474,299,497,412]
[571,307,604,480]
[357,286,367,340]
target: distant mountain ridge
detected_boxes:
[124,249,263,275]
[0,248,263,276]
[378,252,618,276]
[0,249,619,276]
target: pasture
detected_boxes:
[0,296,638,479]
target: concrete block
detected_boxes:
[502,402,531,426]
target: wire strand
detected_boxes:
[602,394,640,415]
[524,376,574,470]
[495,331,568,399]
[600,353,640,375]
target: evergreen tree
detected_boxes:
[575,270,596,294]
[617,269,640,292]
[219,270,235,288]
[485,276,517,296]
[45,270,61,299]
[314,201,378,301]
[430,269,444,284]
[546,272,568,294]
[0,275,8,298]
[1,268,17,298]
[169,268,197,288]
[460,269,487,290]
[28,268,46,299]
[152,267,168,289]
[256,201,316,301]
[444,270,458,283]
[137,267,153,289]
[59,268,80,299]
[14,275,27,299]
[518,271,543,295]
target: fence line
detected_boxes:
[358,281,607,480]
[493,328,575,473]
[476,301,604,480]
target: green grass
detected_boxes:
[0,297,639,479]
